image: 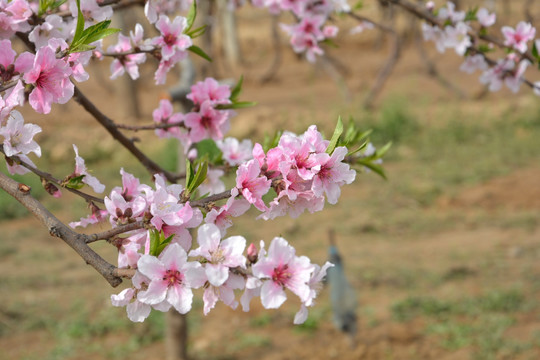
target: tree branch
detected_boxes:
[72,85,182,183]
[0,171,122,287]
[86,220,146,244]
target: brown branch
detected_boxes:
[0,171,122,287]
[72,85,182,183]
[85,220,146,244]
[114,268,136,278]
[115,121,187,132]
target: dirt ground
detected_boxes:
[2,2,540,360]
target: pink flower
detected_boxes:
[197,168,225,196]
[137,243,206,314]
[189,223,246,287]
[23,46,74,114]
[73,144,105,193]
[294,261,334,324]
[28,15,71,49]
[0,110,41,157]
[311,146,356,204]
[203,273,244,315]
[184,101,230,142]
[205,194,250,236]
[187,77,231,106]
[252,237,314,309]
[152,99,185,139]
[69,0,112,23]
[505,59,529,93]
[0,81,25,124]
[217,137,253,166]
[502,22,536,53]
[235,160,271,211]
[69,209,108,229]
[152,15,192,61]
[108,33,146,80]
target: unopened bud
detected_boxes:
[247,243,258,264]
[42,178,62,198]
[426,1,435,11]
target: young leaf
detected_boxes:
[149,229,160,256]
[65,175,86,190]
[185,0,197,33]
[188,160,208,193]
[188,45,212,62]
[215,101,257,110]
[326,116,344,155]
[195,139,223,164]
[356,159,387,180]
[185,160,193,192]
[82,21,120,44]
[373,141,392,159]
[186,25,206,39]
[230,75,244,102]
[155,234,174,256]
[71,0,85,47]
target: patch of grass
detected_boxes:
[250,313,272,327]
[391,289,526,322]
[228,332,272,352]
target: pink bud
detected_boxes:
[247,243,258,264]
[426,1,435,11]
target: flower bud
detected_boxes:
[247,243,258,264]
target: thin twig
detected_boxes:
[86,220,146,244]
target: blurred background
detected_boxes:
[2,0,540,359]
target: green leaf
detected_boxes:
[155,234,174,256]
[356,159,387,180]
[216,101,257,110]
[464,7,478,22]
[188,45,212,62]
[69,44,97,53]
[65,175,86,190]
[82,21,120,44]
[326,116,344,155]
[352,1,363,11]
[346,141,368,157]
[149,229,160,257]
[195,139,223,164]
[374,141,392,159]
[148,230,174,257]
[263,130,282,152]
[71,0,85,47]
[533,42,539,60]
[185,160,193,192]
[189,160,208,193]
[230,75,243,102]
[186,25,206,39]
[185,0,197,33]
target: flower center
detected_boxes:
[272,264,292,286]
[163,34,177,47]
[163,269,183,287]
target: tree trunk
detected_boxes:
[166,311,189,360]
